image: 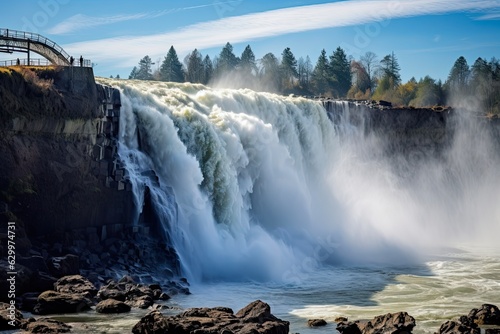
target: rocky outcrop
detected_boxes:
[437,316,480,334]
[32,290,92,315]
[0,302,23,329]
[97,276,173,310]
[337,312,416,334]
[308,318,327,327]
[468,304,500,325]
[0,66,135,236]
[132,300,289,334]
[22,317,72,333]
[436,304,500,334]
[54,275,97,298]
[95,299,131,314]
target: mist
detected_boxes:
[106,78,500,282]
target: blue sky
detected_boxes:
[2,0,500,82]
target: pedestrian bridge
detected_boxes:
[0,28,89,66]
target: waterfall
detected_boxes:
[102,79,500,282]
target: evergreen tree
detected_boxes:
[446,56,469,94]
[216,42,239,76]
[185,49,204,83]
[311,49,330,95]
[259,52,281,92]
[202,55,213,84]
[129,66,138,79]
[329,47,352,97]
[471,57,496,112]
[133,55,154,80]
[240,45,257,76]
[160,46,184,82]
[280,47,298,90]
[380,52,401,88]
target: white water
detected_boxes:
[94,78,500,333]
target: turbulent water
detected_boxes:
[96,78,500,333]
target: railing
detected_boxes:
[0,58,51,66]
[0,28,91,67]
[0,28,71,62]
[0,58,92,67]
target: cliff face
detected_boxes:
[0,66,134,237]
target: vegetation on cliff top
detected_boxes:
[128,44,500,114]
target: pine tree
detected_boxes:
[216,42,239,76]
[129,66,138,79]
[259,52,281,92]
[329,47,352,97]
[380,52,401,89]
[159,46,184,82]
[185,49,204,83]
[133,55,154,80]
[280,47,298,90]
[311,49,330,95]
[240,45,257,76]
[447,56,469,92]
[202,55,213,85]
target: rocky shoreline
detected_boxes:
[1,271,499,334]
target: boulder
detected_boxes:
[337,321,362,334]
[22,317,71,333]
[337,312,415,334]
[437,316,479,334]
[308,318,327,327]
[132,310,170,334]
[54,274,97,298]
[132,300,289,334]
[95,299,131,314]
[126,295,154,309]
[97,281,126,301]
[0,302,23,329]
[468,304,500,325]
[48,254,80,278]
[32,290,92,315]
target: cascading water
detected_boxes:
[99,79,500,285]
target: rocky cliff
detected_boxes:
[0,66,134,238]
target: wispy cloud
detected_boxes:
[476,12,500,20]
[48,13,149,34]
[48,1,242,34]
[63,0,500,69]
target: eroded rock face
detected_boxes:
[337,312,416,334]
[132,300,289,334]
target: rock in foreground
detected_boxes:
[132,300,289,334]
[337,312,416,334]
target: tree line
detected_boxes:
[127,43,500,114]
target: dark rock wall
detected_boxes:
[0,66,134,238]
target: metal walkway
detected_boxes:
[0,28,85,66]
